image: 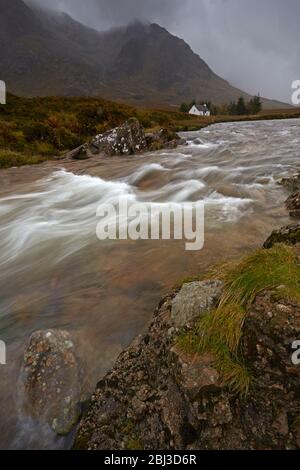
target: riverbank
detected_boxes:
[1,93,299,169]
[74,240,300,450]
[73,168,300,450]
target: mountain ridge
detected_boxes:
[0,0,288,108]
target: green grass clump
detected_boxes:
[212,243,300,307]
[178,244,300,396]
[0,149,47,168]
[177,330,203,355]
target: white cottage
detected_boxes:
[189,104,210,117]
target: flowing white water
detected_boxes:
[0,119,299,449]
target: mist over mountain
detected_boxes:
[0,0,286,107]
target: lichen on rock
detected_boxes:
[279,172,300,192]
[90,118,147,156]
[68,118,185,159]
[285,191,300,218]
[171,280,223,328]
[264,223,300,248]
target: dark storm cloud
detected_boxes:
[29,0,184,28]
[28,0,300,102]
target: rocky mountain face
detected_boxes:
[0,0,285,107]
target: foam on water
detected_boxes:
[0,159,256,279]
[126,163,168,185]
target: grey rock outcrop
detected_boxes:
[171,280,223,328]
[285,191,300,218]
[68,119,186,160]
[90,118,147,156]
[263,224,300,248]
[145,128,186,151]
[279,173,300,192]
[22,330,82,435]
[65,144,90,160]
[74,283,300,450]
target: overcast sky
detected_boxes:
[30,0,300,102]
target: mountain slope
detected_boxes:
[0,0,287,108]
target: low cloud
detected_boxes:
[28,0,300,102]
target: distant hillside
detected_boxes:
[0,0,289,109]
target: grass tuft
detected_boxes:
[212,243,300,307]
[178,244,300,396]
[0,149,47,168]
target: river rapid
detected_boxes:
[0,119,299,449]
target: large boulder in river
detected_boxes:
[90,118,147,156]
[22,330,82,435]
[285,191,300,218]
[67,119,186,159]
[263,224,300,248]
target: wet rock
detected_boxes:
[22,330,82,435]
[145,128,185,151]
[279,173,300,192]
[171,347,220,398]
[193,138,205,145]
[66,144,90,160]
[171,280,223,328]
[263,223,300,248]
[211,398,233,426]
[273,411,289,436]
[285,191,300,218]
[240,290,300,447]
[66,120,185,159]
[157,128,186,149]
[90,118,147,156]
[74,283,300,450]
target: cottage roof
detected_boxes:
[195,104,208,112]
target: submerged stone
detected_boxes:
[22,329,82,435]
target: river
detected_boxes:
[0,119,298,449]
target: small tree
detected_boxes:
[180,102,189,113]
[236,97,248,115]
[179,98,197,113]
[249,95,262,114]
[228,101,237,115]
